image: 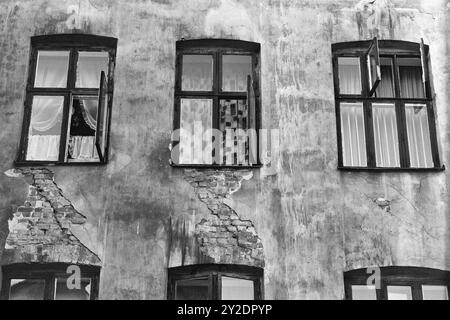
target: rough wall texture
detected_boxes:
[0,0,448,299]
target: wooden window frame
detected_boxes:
[332,39,443,171]
[167,264,264,300]
[0,263,100,300]
[344,266,450,300]
[172,39,262,169]
[15,34,117,166]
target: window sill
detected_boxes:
[338,165,445,172]
[170,163,262,170]
[14,161,107,167]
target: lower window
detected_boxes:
[167,264,264,300]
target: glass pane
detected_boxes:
[68,96,100,162]
[340,102,367,167]
[351,285,377,300]
[221,276,254,300]
[376,57,395,97]
[175,278,209,300]
[399,57,425,98]
[387,286,412,300]
[76,51,109,88]
[405,104,433,168]
[422,285,448,300]
[54,277,91,300]
[34,51,69,88]
[26,96,64,161]
[222,55,252,92]
[9,279,45,300]
[338,57,361,95]
[182,55,213,91]
[372,103,400,167]
[179,99,212,164]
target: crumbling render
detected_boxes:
[184,169,264,267]
[2,168,100,266]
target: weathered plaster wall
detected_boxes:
[0,0,449,299]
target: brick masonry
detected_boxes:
[2,168,101,266]
[184,169,264,267]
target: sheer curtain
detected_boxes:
[34,51,69,88]
[76,51,109,88]
[399,58,425,98]
[376,58,394,97]
[338,57,361,95]
[372,103,400,167]
[222,55,252,92]
[26,96,64,161]
[340,103,366,166]
[182,55,213,91]
[405,104,433,168]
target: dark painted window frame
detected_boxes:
[0,263,100,300]
[171,39,262,169]
[167,264,264,300]
[15,33,117,166]
[344,266,450,300]
[332,39,444,172]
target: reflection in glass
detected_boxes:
[9,279,45,300]
[338,57,361,95]
[76,51,109,88]
[182,55,213,91]
[372,103,400,167]
[340,102,366,167]
[422,285,449,300]
[54,277,91,300]
[398,57,425,98]
[175,278,209,300]
[376,57,395,97]
[351,285,377,300]
[221,277,254,300]
[387,286,412,300]
[26,96,64,161]
[405,104,433,168]
[34,51,70,88]
[222,55,252,92]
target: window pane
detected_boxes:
[221,276,254,300]
[376,57,395,97]
[340,102,367,167]
[179,99,212,164]
[9,279,45,300]
[405,104,433,168]
[175,278,209,300]
[68,96,100,162]
[372,103,400,167]
[338,57,361,95]
[222,55,252,92]
[422,285,449,300]
[76,51,109,88]
[34,51,69,88]
[182,55,213,91]
[351,285,377,300]
[387,286,412,300]
[26,96,64,161]
[54,277,91,300]
[399,57,425,98]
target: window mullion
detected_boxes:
[363,100,376,168]
[58,93,72,163]
[395,100,410,168]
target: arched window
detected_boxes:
[167,264,264,300]
[344,266,450,300]
[332,39,442,170]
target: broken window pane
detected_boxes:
[398,57,425,98]
[9,279,45,300]
[422,285,449,300]
[175,278,210,300]
[76,51,109,88]
[179,98,212,164]
[387,286,412,300]
[54,277,91,300]
[182,55,213,91]
[372,103,400,167]
[351,285,377,300]
[338,57,361,95]
[405,104,433,168]
[340,102,367,167]
[26,96,64,161]
[376,57,395,97]
[34,51,70,88]
[221,277,254,300]
[222,55,252,92]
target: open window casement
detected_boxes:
[420,38,430,97]
[95,71,108,162]
[367,37,381,96]
[247,74,257,165]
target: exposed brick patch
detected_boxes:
[2,168,101,266]
[184,169,264,267]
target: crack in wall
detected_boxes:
[184,169,264,267]
[2,168,101,266]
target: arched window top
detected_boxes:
[31,33,117,49]
[332,39,428,55]
[176,38,260,52]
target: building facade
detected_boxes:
[0,0,449,299]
